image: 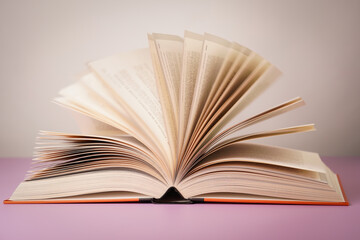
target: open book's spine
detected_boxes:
[151,198,194,204]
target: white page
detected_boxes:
[203,64,282,143]
[202,143,327,173]
[182,33,231,153]
[152,33,183,127]
[191,97,306,160]
[201,42,251,118]
[71,111,127,137]
[57,81,131,133]
[89,49,171,167]
[178,31,203,153]
[55,73,167,165]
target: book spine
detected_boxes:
[188,198,204,203]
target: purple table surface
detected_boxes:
[1,157,359,240]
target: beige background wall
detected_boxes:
[0,0,359,157]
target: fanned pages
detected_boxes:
[5,31,348,205]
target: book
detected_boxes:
[4,31,348,205]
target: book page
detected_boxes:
[89,49,172,170]
[152,33,183,128]
[55,96,133,137]
[178,160,343,202]
[186,97,306,163]
[10,169,168,200]
[192,53,266,148]
[74,73,131,137]
[198,142,327,173]
[204,124,315,159]
[201,52,264,130]
[148,36,178,176]
[35,131,159,164]
[186,161,324,183]
[55,73,169,171]
[56,81,132,134]
[178,31,203,158]
[177,143,345,202]
[33,131,172,185]
[200,64,282,145]
[182,33,231,157]
[71,111,127,137]
[188,44,252,153]
[199,43,250,125]
[80,73,131,119]
[177,123,315,183]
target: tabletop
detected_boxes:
[1,156,359,240]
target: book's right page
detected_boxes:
[177,143,347,205]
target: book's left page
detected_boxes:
[89,49,173,178]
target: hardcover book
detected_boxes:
[4,31,348,205]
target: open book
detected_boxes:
[5,31,347,205]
